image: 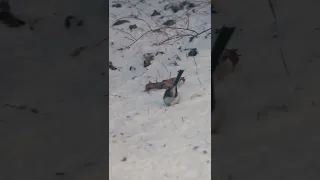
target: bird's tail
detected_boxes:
[173,70,184,86]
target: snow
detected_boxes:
[109,0,211,179]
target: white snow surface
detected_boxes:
[109,0,211,179]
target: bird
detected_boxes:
[163,70,184,106]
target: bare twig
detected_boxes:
[96,37,108,47]
[267,0,290,76]
[279,48,290,76]
[205,32,211,39]
[124,37,135,42]
[161,62,169,73]
[157,28,211,45]
[157,69,161,80]
[110,26,137,41]
[197,77,202,87]
[117,16,153,30]
[267,0,277,23]
[186,13,190,29]
[193,56,199,74]
[132,72,146,80]
[110,94,123,98]
[133,6,171,39]
[267,0,278,36]
[107,3,211,49]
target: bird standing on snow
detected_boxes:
[163,70,184,106]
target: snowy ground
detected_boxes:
[109,0,211,179]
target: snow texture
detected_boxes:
[109,0,211,179]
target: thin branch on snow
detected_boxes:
[106,1,211,49]
[193,56,199,74]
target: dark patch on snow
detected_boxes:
[188,48,198,57]
[151,10,161,16]
[155,51,164,56]
[109,61,117,70]
[164,1,196,13]
[112,3,122,8]
[112,20,130,26]
[163,19,175,26]
[129,24,137,30]
[193,146,199,150]
[143,53,155,67]
[129,66,136,71]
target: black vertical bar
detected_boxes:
[211,26,236,113]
